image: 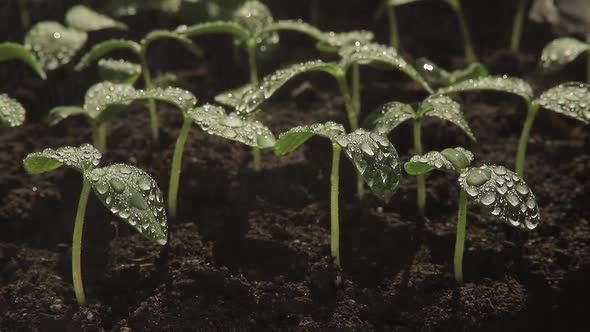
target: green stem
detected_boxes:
[450,0,477,63]
[413,119,426,215]
[352,63,361,119]
[246,40,262,172]
[454,189,468,283]
[140,53,159,142]
[330,144,342,271]
[168,116,192,217]
[510,0,526,52]
[17,0,30,31]
[72,179,91,306]
[92,124,107,153]
[387,4,400,49]
[515,103,539,177]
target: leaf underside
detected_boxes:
[75,39,141,71]
[437,75,534,102]
[65,5,128,32]
[25,21,88,71]
[0,94,26,128]
[47,106,86,126]
[98,58,141,84]
[85,164,168,245]
[404,147,474,175]
[0,42,46,79]
[141,30,204,58]
[535,82,590,124]
[420,94,476,141]
[541,38,590,73]
[459,165,540,230]
[178,21,250,41]
[214,84,251,109]
[23,143,101,174]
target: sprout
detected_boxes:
[0,94,27,128]
[510,0,528,52]
[404,147,539,283]
[541,37,590,82]
[75,31,203,141]
[23,144,167,306]
[365,94,475,214]
[438,76,590,176]
[384,0,477,63]
[275,122,401,282]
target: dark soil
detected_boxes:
[1,1,590,331]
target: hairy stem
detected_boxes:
[330,144,342,279]
[413,119,426,215]
[92,124,107,153]
[140,53,159,142]
[450,0,477,63]
[510,0,526,52]
[454,189,468,283]
[72,179,91,306]
[387,3,400,49]
[168,117,192,217]
[516,103,539,177]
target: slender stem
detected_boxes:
[330,144,342,271]
[454,189,468,283]
[72,179,91,306]
[510,0,526,53]
[17,0,30,31]
[413,119,426,215]
[516,103,539,177]
[168,116,192,217]
[92,123,107,153]
[140,53,159,142]
[450,0,477,63]
[352,63,361,118]
[387,4,400,49]
[246,41,259,85]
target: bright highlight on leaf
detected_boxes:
[25,21,88,70]
[0,42,46,79]
[65,5,128,32]
[0,94,26,128]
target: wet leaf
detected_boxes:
[263,20,324,41]
[75,39,141,71]
[141,30,204,58]
[419,95,476,141]
[65,5,127,32]
[274,121,346,155]
[104,0,182,16]
[23,143,101,174]
[84,82,137,120]
[459,165,540,230]
[541,37,590,72]
[364,101,415,135]
[135,87,197,112]
[47,106,86,126]
[98,58,141,84]
[414,57,487,88]
[535,82,590,124]
[214,84,251,109]
[187,104,276,148]
[405,147,474,175]
[178,21,250,41]
[0,42,46,79]
[85,164,168,245]
[233,0,277,48]
[25,21,88,70]
[316,30,375,52]
[437,75,534,102]
[0,94,26,128]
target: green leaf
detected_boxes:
[263,20,324,41]
[135,87,197,112]
[339,43,433,93]
[338,129,401,200]
[84,82,137,120]
[235,60,341,116]
[47,106,86,126]
[414,57,487,88]
[540,38,590,73]
[23,143,101,174]
[233,1,274,36]
[85,164,168,245]
[274,121,346,156]
[65,5,128,32]
[25,21,88,71]
[103,0,182,16]
[98,58,141,84]
[0,94,26,128]
[535,82,590,124]
[437,75,534,102]
[141,30,204,58]
[316,30,375,52]
[419,95,476,141]
[0,42,46,79]
[388,0,424,6]
[365,101,415,135]
[75,39,141,71]
[177,21,250,41]
[151,72,192,90]
[214,84,251,109]
[187,104,276,148]
[404,147,474,175]
[459,165,540,230]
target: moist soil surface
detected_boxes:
[1,1,589,331]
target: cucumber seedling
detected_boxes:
[438,76,590,176]
[384,0,477,62]
[23,144,168,306]
[275,122,400,282]
[541,37,590,83]
[74,29,203,141]
[405,147,539,283]
[365,94,476,215]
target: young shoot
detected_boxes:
[74,30,203,141]
[405,147,539,283]
[384,0,477,63]
[541,37,590,83]
[0,94,27,128]
[437,76,590,176]
[23,144,168,306]
[510,0,527,52]
[365,94,476,215]
[275,122,400,283]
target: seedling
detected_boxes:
[414,57,487,89]
[275,122,400,281]
[74,30,203,141]
[510,0,527,52]
[47,82,137,152]
[0,94,26,128]
[24,5,126,71]
[365,94,476,215]
[23,144,168,306]
[438,76,590,176]
[405,147,539,283]
[384,0,477,63]
[541,37,590,83]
